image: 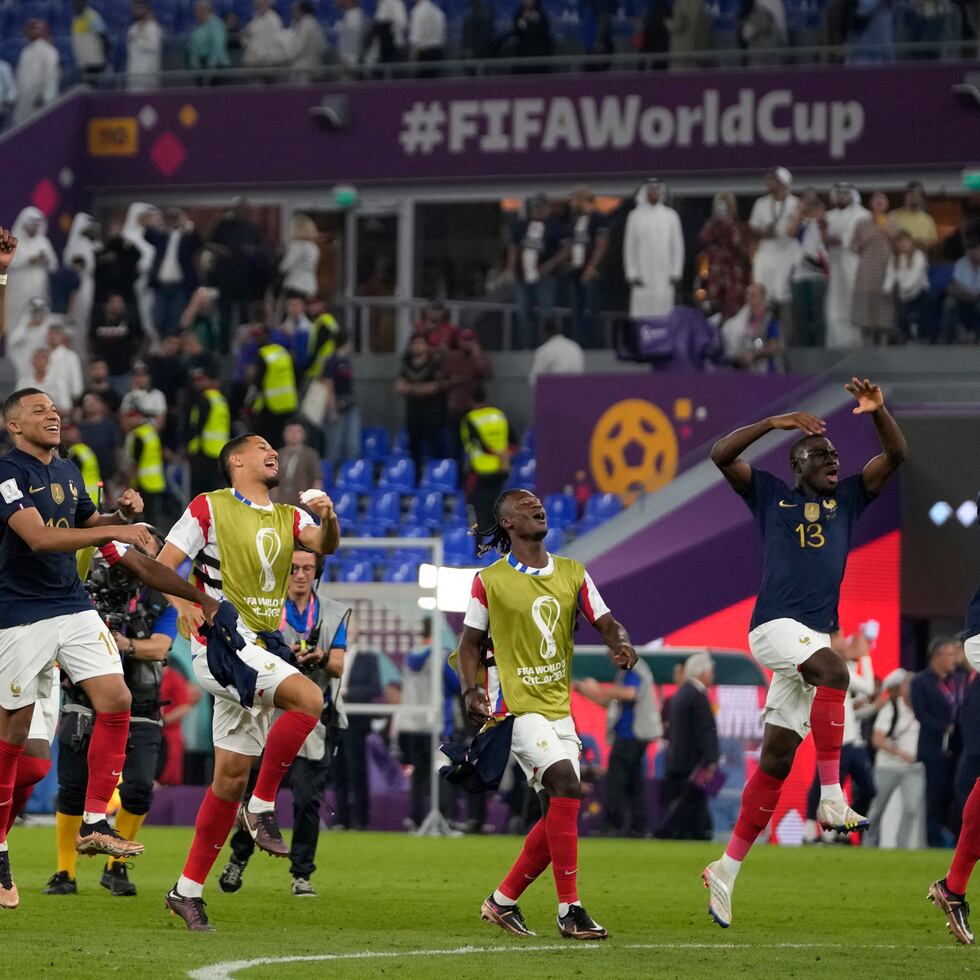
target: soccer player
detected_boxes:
[928,583,980,944]
[156,433,340,931]
[702,377,906,929]
[457,488,636,941]
[0,388,216,909]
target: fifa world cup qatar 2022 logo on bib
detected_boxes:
[255,527,282,593]
[531,596,562,661]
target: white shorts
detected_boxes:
[749,618,832,739]
[0,610,122,711]
[510,713,581,794]
[28,667,60,744]
[192,642,301,757]
[966,636,980,672]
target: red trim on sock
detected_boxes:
[546,797,581,905]
[499,818,550,900]
[726,768,785,861]
[84,710,130,813]
[252,710,317,805]
[0,739,25,844]
[6,755,51,833]
[182,788,241,886]
[948,778,980,894]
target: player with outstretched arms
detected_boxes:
[702,378,906,928]
[156,433,339,931]
[457,488,636,940]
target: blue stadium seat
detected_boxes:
[420,458,458,494]
[390,546,429,564]
[361,426,391,462]
[335,458,373,494]
[382,560,421,584]
[338,560,375,583]
[320,459,333,489]
[508,456,536,492]
[332,491,360,524]
[0,38,24,67]
[377,456,416,494]
[406,490,444,530]
[520,428,535,454]
[397,522,433,539]
[444,492,469,526]
[568,517,600,539]
[584,492,622,524]
[443,525,476,566]
[392,430,410,457]
[352,520,390,538]
[544,492,577,529]
[12,1,53,29]
[365,491,401,530]
[543,527,564,553]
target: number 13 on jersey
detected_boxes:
[794,522,825,548]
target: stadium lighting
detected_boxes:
[957,500,979,527]
[417,564,479,612]
[929,501,953,526]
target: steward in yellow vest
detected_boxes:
[461,388,511,530]
[248,325,299,448]
[63,421,103,502]
[123,409,166,527]
[186,368,231,495]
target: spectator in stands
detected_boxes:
[885,230,931,342]
[14,20,59,125]
[666,0,710,68]
[279,214,321,300]
[395,333,448,472]
[529,316,585,385]
[271,421,322,505]
[7,206,57,328]
[336,0,368,75]
[624,178,684,319]
[121,407,167,527]
[285,1,327,82]
[321,338,360,466]
[121,361,168,432]
[184,365,231,495]
[63,420,102,500]
[90,293,144,395]
[460,0,494,59]
[846,0,895,62]
[509,195,565,349]
[46,322,85,409]
[48,259,82,328]
[79,391,122,484]
[188,0,232,78]
[891,181,938,252]
[303,297,345,380]
[640,0,671,64]
[63,213,100,339]
[720,281,784,372]
[740,0,787,64]
[698,192,749,321]
[787,188,830,346]
[409,0,447,75]
[93,220,141,311]
[246,323,300,448]
[127,1,163,91]
[147,208,202,337]
[71,0,109,82]
[824,183,868,349]
[83,359,122,413]
[243,0,288,69]
[748,167,799,337]
[655,652,719,840]
[368,0,409,64]
[414,300,459,350]
[866,669,923,849]
[148,333,189,410]
[850,190,897,346]
[179,287,222,351]
[225,11,245,66]
[941,226,980,342]
[0,56,17,132]
[8,298,56,382]
[461,388,510,529]
[17,349,72,415]
[512,0,554,67]
[441,327,492,465]
[281,295,313,374]
[567,185,610,349]
[122,201,161,346]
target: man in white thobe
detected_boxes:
[7,206,58,328]
[243,0,287,67]
[14,21,60,124]
[748,167,800,315]
[623,178,684,319]
[126,1,163,90]
[409,0,446,68]
[824,184,869,349]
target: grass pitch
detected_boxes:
[0,826,970,979]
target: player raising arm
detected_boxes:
[457,488,636,941]
[701,378,906,930]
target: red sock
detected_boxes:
[810,686,846,786]
[545,797,581,905]
[725,768,785,861]
[252,710,317,804]
[948,779,980,894]
[84,710,130,814]
[6,755,51,833]
[499,818,551,900]
[182,788,241,886]
[0,740,25,844]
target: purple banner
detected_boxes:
[534,372,815,497]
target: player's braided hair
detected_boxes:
[471,488,525,557]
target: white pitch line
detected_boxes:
[188,941,959,979]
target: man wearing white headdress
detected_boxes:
[6,206,57,327]
[122,202,160,347]
[824,184,869,349]
[623,178,685,319]
[63,212,101,347]
[8,298,56,380]
[748,168,800,334]
[13,20,59,124]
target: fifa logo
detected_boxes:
[531,596,562,661]
[255,528,282,593]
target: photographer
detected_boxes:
[45,532,178,898]
[219,549,349,898]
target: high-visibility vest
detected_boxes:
[305,313,341,381]
[188,388,231,459]
[126,422,165,493]
[254,343,298,414]
[68,442,101,501]
[461,406,509,475]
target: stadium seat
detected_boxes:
[361,426,391,462]
[508,456,536,491]
[365,491,402,530]
[382,560,421,583]
[520,428,535,454]
[352,520,390,538]
[390,547,429,564]
[338,560,375,583]
[377,456,416,494]
[392,430,410,457]
[11,1,53,29]
[543,527,564,553]
[443,525,476,566]
[397,522,433,539]
[335,458,373,494]
[544,492,577,529]
[445,493,469,526]
[332,491,360,524]
[320,459,333,489]
[568,517,600,539]
[420,458,458,494]
[584,492,622,524]
[406,490,444,530]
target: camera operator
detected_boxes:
[219,548,349,899]
[45,531,179,898]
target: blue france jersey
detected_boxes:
[0,448,99,628]
[741,468,874,634]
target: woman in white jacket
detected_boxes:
[6,206,57,327]
[279,213,321,299]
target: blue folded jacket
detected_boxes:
[201,600,255,708]
[440,715,515,793]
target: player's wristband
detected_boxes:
[117,509,133,524]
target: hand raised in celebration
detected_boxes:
[845,377,884,415]
[770,412,826,436]
[0,227,17,271]
[117,488,145,521]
